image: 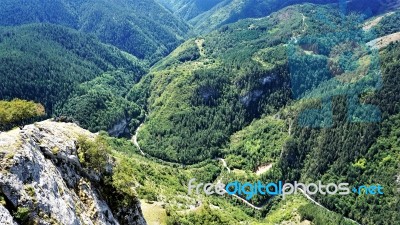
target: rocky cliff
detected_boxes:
[0,120,147,225]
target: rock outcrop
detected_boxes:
[0,120,147,225]
[108,117,131,138]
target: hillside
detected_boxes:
[155,0,224,20]
[272,41,400,224]
[137,2,400,164]
[1,119,358,225]
[1,1,400,225]
[0,0,190,63]
[130,3,400,224]
[135,3,345,163]
[184,0,396,34]
[0,24,146,134]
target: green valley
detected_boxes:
[132,3,400,224]
[0,1,399,225]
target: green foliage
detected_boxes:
[277,42,400,225]
[137,7,400,224]
[0,99,45,130]
[224,116,288,171]
[167,203,232,225]
[110,157,139,199]
[299,203,357,225]
[24,185,36,198]
[177,44,201,63]
[0,24,144,113]
[166,197,260,225]
[139,4,375,164]
[138,6,309,163]
[99,135,207,201]
[58,71,144,134]
[0,24,147,134]
[263,195,308,224]
[139,67,250,163]
[14,207,30,222]
[189,0,384,34]
[0,195,6,206]
[352,158,367,169]
[0,2,399,224]
[0,0,189,63]
[373,11,400,37]
[156,0,222,20]
[77,135,111,173]
[82,135,262,224]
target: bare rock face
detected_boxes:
[0,204,17,225]
[108,117,130,138]
[0,120,147,225]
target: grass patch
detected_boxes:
[141,200,168,225]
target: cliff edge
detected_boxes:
[0,120,147,225]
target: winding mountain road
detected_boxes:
[217,158,267,210]
[131,123,145,156]
[131,120,361,224]
[218,158,231,173]
[217,159,362,224]
[297,188,361,225]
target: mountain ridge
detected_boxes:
[0,0,190,63]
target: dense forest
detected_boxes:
[373,10,400,36]
[159,0,396,34]
[0,0,190,64]
[156,0,222,20]
[137,4,349,163]
[132,3,400,224]
[0,0,399,224]
[273,41,400,224]
[57,71,145,135]
[0,24,146,134]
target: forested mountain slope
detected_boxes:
[155,0,224,20]
[272,41,400,225]
[137,1,400,162]
[130,3,400,224]
[0,0,190,63]
[135,4,334,163]
[168,0,397,34]
[0,24,146,134]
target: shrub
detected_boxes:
[77,135,111,173]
